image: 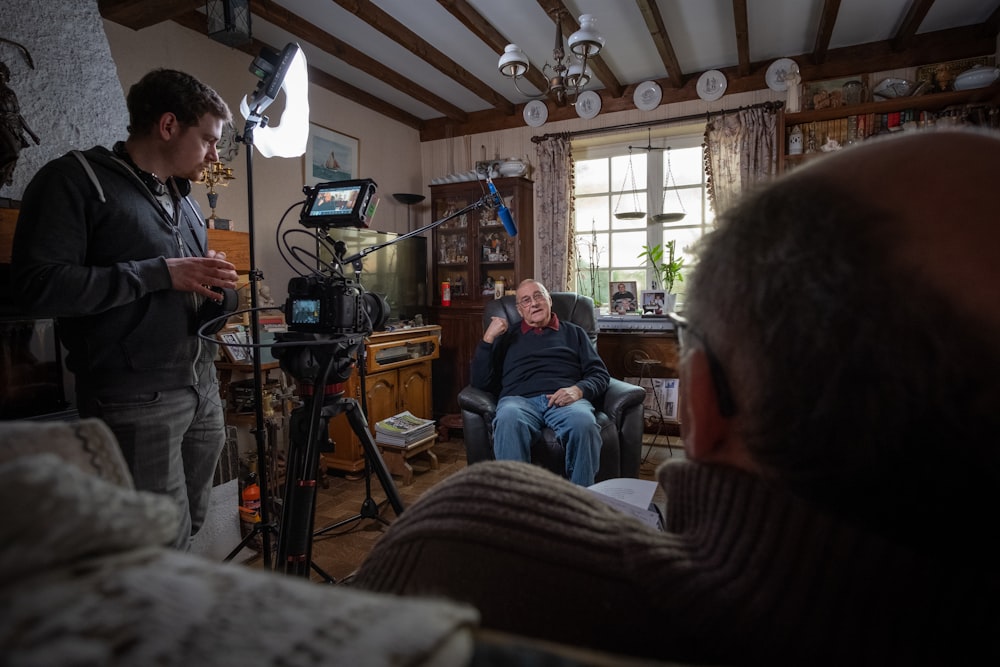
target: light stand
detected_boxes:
[223,42,304,568]
[223,110,277,567]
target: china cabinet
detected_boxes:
[429,177,534,415]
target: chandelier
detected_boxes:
[497,12,605,107]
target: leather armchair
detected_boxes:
[457,292,647,481]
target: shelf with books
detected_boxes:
[781,83,1000,171]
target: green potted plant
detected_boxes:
[638,241,684,293]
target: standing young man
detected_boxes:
[12,69,239,550]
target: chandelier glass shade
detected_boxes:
[497,13,605,107]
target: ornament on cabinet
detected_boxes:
[788,125,804,155]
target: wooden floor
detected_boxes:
[246,433,683,584]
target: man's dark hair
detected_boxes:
[684,170,1000,556]
[126,69,231,136]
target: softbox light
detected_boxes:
[207,0,252,47]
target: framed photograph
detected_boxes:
[641,289,667,316]
[802,74,868,110]
[609,281,638,314]
[217,330,252,364]
[304,123,359,186]
[916,56,995,93]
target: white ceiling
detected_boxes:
[100,0,1000,138]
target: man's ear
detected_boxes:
[681,347,732,462]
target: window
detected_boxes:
[573,127,714,309]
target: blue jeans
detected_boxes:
[493,394,601,486]
[78,359,226,550]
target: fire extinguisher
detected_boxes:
[241,472,261,523]
[441,281,452,306]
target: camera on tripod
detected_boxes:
[284,275,388,335]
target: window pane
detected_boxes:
[610,230,647,267]
[666,146,704,187]
[574,158,608,195]
[575,195,610,232]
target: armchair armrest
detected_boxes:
[457,385,498,417]
[599,378,647,425]
[457,385,499,464]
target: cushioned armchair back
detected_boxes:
[483,292,598,345]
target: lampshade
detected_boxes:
[206,0,251,47]
[565,61,592,89]
[498,44,529,79]
[567,15,605,57]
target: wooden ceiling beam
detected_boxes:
[732,0,751,77]
[436,0,550,94]
[98,0,202,30]
[330,0,515,115]
[253,0,466,122]
[892,0,937,51]
[635,0,684,89]
[812,0,841,65]
[169,10,424,130]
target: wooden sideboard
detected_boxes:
[597,329,681,434]
[322,326,441,474]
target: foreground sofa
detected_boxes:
[0,418,671,667]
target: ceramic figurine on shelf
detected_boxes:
[785,66,802,113]
[788,125,804,155]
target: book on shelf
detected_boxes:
[374,411,436,447]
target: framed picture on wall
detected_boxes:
[304,123,359,185]
[609,281,638,314]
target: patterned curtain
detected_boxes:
[704,105,780,215]
[534,136,575,292]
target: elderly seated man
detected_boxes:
[473,278,611,486]
[350,129,1000,665]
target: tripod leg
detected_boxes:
[344,400,405,517]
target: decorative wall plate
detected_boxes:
[697,70,727,101]
[633,81,662,111]
[523,100,548,127]
[765,58,798,92]
[575,90,602,119]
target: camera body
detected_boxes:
[285,275,363,334]
[284,274,390,335]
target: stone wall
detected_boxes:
[0,0,126,200]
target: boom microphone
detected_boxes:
[486,178,518,237]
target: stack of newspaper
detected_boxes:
[374,411,437,447]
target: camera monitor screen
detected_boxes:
[300,178,378,229]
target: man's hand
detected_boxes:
[166,255,239,301]
[483,316,508,344]
[547,385,583,408]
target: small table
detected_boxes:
[376,432,439,485]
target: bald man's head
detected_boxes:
[681,129,1000,548]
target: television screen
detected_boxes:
[318,228,428,327]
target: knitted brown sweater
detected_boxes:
[350,459,997,665]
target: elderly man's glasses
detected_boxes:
[667,312,737,417]
[517,292,547,308]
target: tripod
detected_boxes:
[313,347,392,537]
[275,339,404,580]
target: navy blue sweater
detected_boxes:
[471,318,609,401]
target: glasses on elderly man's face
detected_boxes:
[667,312,737,417]
[517,292,548,308]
